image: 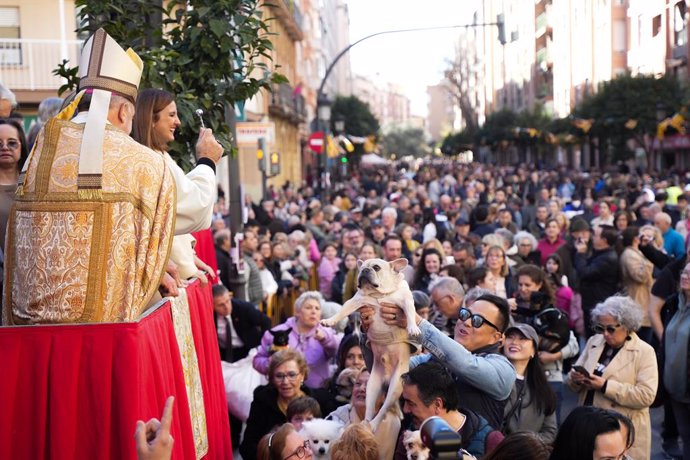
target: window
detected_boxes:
[0,7,20,65]
[613,19,626,52]
[653,14,662,37]
[675,1,688,46]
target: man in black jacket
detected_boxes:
[212,284,270,363]
[574,224,620,336]
[214,229,233,291]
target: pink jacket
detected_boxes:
[252,317,339,388]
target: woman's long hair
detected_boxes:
[131,88,175,151]
[412,247,442,290]
[550,407,627,460]
[524,353,557,416]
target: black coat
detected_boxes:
[215,245,233,291]
[239,384,330,460]
[574,247,620,312]
[214,298,270,363]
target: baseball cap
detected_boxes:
[455,218,469,226]
[371,219,383,227]
[505,323,540,347]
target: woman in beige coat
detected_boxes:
[565,296,658,460]
[620,226,654,341]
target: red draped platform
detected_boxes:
[0,281,232,460]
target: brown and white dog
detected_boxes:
[321,258,420,432]
[403,430,430,460]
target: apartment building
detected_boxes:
[0,0,78,129]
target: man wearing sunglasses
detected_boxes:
[377,292,515,429]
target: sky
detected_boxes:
[346,0,476,117]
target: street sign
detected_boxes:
[308,131,325,153]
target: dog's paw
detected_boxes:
[320,318,336,327]
[407,324,421,336]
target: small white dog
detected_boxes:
[403,430,430,460]
[299,419,344,460]
[321,258,420,432]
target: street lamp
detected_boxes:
[656,102,667,171]
[334,115,345,134]
[317,93,332,200]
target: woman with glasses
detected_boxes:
[257,422,312,460]
[243,349,324,460]
[565,296,658,460]
[662,262,690,460]
[0,119,28,251]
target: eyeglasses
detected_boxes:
[458,307,500,332]
[593,323,622,335]
[0,140,19,150]
[430,294,451,309]
[680,271,690,279]
[274,371,300,382]
[282,440,311,460]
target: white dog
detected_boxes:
[321,258,420,432]
[299,419,344,460]
[403,430,430,460]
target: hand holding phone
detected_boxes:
[572,365,590,378]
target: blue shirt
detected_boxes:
[663,228,686,260]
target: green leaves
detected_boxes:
[57,0,285,170]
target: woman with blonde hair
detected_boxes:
[330,423,378,460]
[485,245,515,298]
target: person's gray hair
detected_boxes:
[214,228,231,246]
[382,207,397,220]
[0,84,16,107]
[494,228,513,249]
[514,231,538,250]
[37,97,63,122]
[590,295,643,332]
[288,229,305,242]
[482,233,503,248]
[430,276,465,300]
[464,287,493,306]
[294,291,324,313]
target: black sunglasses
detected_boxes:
[458,307,500,332]
[593,323,622,335]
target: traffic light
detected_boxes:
[340,155,347,164]
[497,14,506,45]
[269,152,281,176]
[257,137,267,171]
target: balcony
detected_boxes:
[268,82,307,123]
[535,10,552,38]
[268,0,304,41]
[0,39,83,93]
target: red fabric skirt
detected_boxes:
[0,280,231,459]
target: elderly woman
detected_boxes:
[243,350,322,460]
[566,296,658,460]
[0,119,28,250]
[253,291,339,388]
[509,231,541,269]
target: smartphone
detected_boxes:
[572,365,590,378]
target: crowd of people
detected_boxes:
[199,158,690,459]
[1,30,689,460]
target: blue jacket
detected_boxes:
[411,320,516,427]
[663,228,686,260]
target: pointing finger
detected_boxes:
[159,396,175,437]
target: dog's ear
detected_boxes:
[269,329,276,337]
[357,259,364,269]
[390,258,408,273]
[285,327,292,334]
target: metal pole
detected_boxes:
[225,103,246,300]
